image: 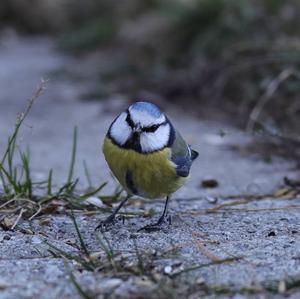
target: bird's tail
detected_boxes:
[191,149,199,161]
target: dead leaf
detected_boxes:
[85,196,106,208]
[39,218,51,225]
[0,216,17,230]
[201,179,219,189]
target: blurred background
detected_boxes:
[1,3,300,296]
[0,0,299,145]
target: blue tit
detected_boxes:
[96,101,198,231]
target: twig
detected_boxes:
[28,203,42,221]
[207,199,253,213]
[250,118,300,144]
[11,208,26,230]
[216,205,300,213]
[192,233,221,262]
[170,256,243,278]
[1,79,47,164]
[0,198,16,209]
[186,204,300,215]
[0,197,37,209]
[247,68,300,132]
[162,239,220,257]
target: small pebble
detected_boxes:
[196,277,205,285]
[205,196,218,204]
[278,280,286,293]
[267,231,276,237]
[164,265,172,274]
[101,278,123,292]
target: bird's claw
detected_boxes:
[95,215,126,231]
[137,223,163,232]
[137,215,171,233]
[95,215,116,231]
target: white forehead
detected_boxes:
[109,112,131,145]
[129,104,165,126]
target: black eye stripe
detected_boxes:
[142,121,168,133]
[125,110,135,128]
[142,125,159,133]
[125,111,168,133]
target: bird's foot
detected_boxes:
[137,215,171,233]
[95,214,124,232]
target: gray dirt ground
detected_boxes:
[0,32,300,299]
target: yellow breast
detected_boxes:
[103,137,188,199]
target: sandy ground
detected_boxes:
[0,33,300,299]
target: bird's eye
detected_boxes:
[143,124,160,133]
[125,112,135,129]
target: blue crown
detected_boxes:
[130,101,162,118]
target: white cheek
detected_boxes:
[109,112,132,145]
[140,124,170,152]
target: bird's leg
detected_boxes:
[95,195,130,231]
[155,195,170,225]
[138,196,170,232]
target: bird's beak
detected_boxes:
[133,124,142,133]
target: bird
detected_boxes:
[96,101,198,232]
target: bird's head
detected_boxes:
[108,101,175,153]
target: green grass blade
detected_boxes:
[80,182,107,199]
[67,126,78,187]
[96,232,115,269]
[47,169,53,196]
[1,81,46,164]
[45,241,95,271]
[83,160,92,188]
[7,136,16,179]
[0,81,46,196]
[69,210,90,256]
[0,163,19,192]
[0,165,9,194]
[20,149,32,197]
[70,272,94,299]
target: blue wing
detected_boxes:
[170,129,198,177]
